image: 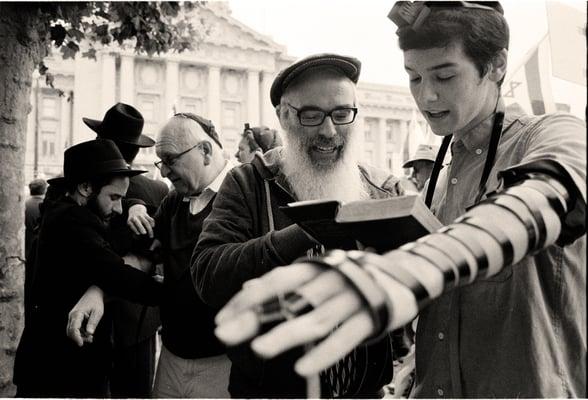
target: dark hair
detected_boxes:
[398,4,509,86]
[29,179,47,196]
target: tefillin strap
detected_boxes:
[424,110,506,209]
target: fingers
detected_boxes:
[127,214,155,238]
[295,310,374,376]
[216,267,357,348]
[85,307,103,336]
[215,263,322,325]
[250,289,363,358]
[67,311,87,347]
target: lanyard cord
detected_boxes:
[424,109,506,209]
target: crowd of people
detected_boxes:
[15,1,585,399]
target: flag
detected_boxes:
[546,2,587,86]
[402,108,427,165]
[503,34,556,115]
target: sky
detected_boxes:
[228,0,586,116]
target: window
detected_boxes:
[364,118,377,142]
[364,150,373,164]
[386,119,402,146]
[42,97,58,118]
[41,130,57,158]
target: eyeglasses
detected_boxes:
[154,143,201,170]
[287,103,358,127]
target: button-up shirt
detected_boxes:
[414,102,586,397]
[184,160,236,215]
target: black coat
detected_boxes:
[14,197,163,398]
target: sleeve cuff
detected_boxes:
[269,225,316,264]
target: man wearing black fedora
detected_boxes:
[83,102,168,398]
[13,139,163,398]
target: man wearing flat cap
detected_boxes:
[84,102,168,398]
[403,144,439,192]
[13,139,163,398]
[190,53,404,398]
[214,2,586,398]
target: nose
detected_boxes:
[113,199,123,215]
[417,80,438,104]
[160,163,171,178]
[318,116,337,138]
[235,151,240,161]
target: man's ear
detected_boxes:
[488,48,508,83]
[275,104,289,131]
[77,181,93,198]
[201,141,213,166]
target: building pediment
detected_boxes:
[201,5,286,55]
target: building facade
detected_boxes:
[25,4,434,185]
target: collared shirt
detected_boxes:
[414,102,586,398]
[184,160,236,215]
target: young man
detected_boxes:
[69,113,234,398]
[13,139,163,398]
[191,53,404,398]
[214,3,586,398]
[84,102,169,398]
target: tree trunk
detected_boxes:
[0,5,45,396]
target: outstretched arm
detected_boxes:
[215,167,585,376]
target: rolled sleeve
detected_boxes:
[499,113,586,243]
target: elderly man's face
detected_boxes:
[279,72,357,169]
[156,124,206,196]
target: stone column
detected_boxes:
[119,54,134,105]
[260,71,277,127]
[207,66,221,125]
[100,52,116,112]
[247,70,260,125]
[377,117,387,170]
[165,60,179,117]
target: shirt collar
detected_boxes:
[206,159,235,194]
[454,98,520,153]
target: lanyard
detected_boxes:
[424,110,506,209]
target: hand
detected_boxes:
[123,253,154,274]
[67,285,105,347]
[127,204,155,238]
[214,262,375,376]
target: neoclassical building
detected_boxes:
[25,4,434,184]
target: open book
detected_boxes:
[280,195,442,253]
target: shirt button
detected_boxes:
[437,388,444,396]
[450,177,458,185]
[475,148,483,155]
[438,332,445,340]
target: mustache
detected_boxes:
[303,135,345,148]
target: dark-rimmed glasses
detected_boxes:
[154,142,201,170]
[287,103,358,127]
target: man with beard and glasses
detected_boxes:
[13,139,163,398]
[190,53,405,398]
[214,2,586,398]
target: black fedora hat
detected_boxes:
[83,103,155,148]
[47,139,146,187]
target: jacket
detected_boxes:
[192,149,401,398]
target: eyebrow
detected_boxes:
[405,62,458,72]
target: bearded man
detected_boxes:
[190,53,403,398]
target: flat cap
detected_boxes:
[270,53,361,106]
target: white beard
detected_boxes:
[281,132,369,203]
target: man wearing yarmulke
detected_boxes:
[192,53,406,398]
[214,2,586,398]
